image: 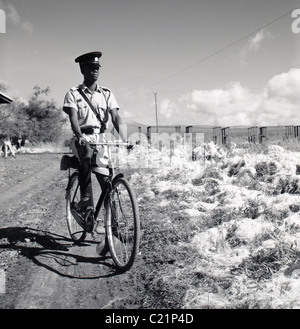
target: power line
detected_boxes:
[119,6,298,102]
[153,92,159,133]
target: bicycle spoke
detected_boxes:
[66,173,87,244]
[106,177,140,272]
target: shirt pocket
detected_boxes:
[76,99,88,118]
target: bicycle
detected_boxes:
[63,141,140,272]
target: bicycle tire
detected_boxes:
[105,177,140,272]
[66,172,87,244]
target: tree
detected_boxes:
[24,86,67,143]
[0,85,66,144]
[0,81,27,140]
[0,99,27,139]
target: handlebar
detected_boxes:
[89,141,130,147]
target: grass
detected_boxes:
[121,139,300,309]
[236,243,300,282]
[4,139,300,309]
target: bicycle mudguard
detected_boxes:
[65,172,79,192]
[60,155,79,171]
[112,173,124,185]
[95,174,124,218]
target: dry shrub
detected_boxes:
[225,223,247,248]
[263,207,289,225]
[243,198,266,219]
[289,204,300,212]
[142,275,187,308]
[204,206,240,228]
[264,176,300,196]
[203,166,223,180]
[228,159,245,177]
[204,178,220,196]
[255,161,277,180]
[234,243,300,282]
[123,145,300,309]
[139,239,200,308]
[192,165,222,186]
[275,177,300,194]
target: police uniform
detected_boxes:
[63,52,119,176]
[63,84,119,133]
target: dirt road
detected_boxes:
[0,153,141,309]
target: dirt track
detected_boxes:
[0,153,141,309]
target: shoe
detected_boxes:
[78,194,91,209]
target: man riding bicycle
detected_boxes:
[62,51,127,210]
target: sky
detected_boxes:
[0,0,300,127]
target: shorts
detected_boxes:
[70,133,111,176]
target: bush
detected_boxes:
[276,177,300,195]
[204,179,220,196]
[255,161,277,179]
[237,244,300,282]
[243,199,264,219]
[289,204,300,212]
[25,86,67,143]
[0,86,66,143]
[204,207,239,228]
[228,160,245,177]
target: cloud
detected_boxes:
[122,110,135,121]
[266,68,300,102]
[248,29,271,51]
[240,29,272,59]
[0,1,33,33]
[6,3,21,25]
[160,98,176,119]
[158,68,300,126]
[22,20,33,34]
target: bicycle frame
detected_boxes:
[65,141,140,271]
[67,141,128,222]
[94,172,124,221]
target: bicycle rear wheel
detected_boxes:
[66,172,87,244]
[105,177,140,272]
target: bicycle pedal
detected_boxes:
[86,221,94,233]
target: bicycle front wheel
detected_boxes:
[105,177,140,272]
[66,172,87,244]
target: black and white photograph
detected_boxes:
[0,0,300,314]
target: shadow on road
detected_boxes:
[0,226,121,279]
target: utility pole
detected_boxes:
[153,92,159,133]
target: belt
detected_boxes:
[81,126,101,135]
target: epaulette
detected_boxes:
[100,86,111,92]
[70,86,78,92]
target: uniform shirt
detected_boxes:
[63,83,119,131]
